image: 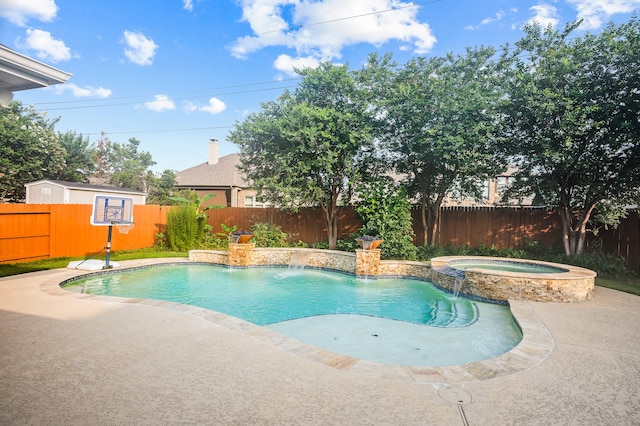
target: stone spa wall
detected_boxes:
[430,256,596,303]
[189,248,595,303]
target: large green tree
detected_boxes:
[146,169,178,205]
[0,102,65,201]
[365,48,507,245]
[110,138,156,193]
[500,18,640,255]
[229,63,374,248]
[93,133,177,202]
[53,131,96,182]
[94,135,156,192]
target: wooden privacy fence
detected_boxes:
[203,207,360,244]
[207,207,564,248]
[0,204,169,263]
[206,206,565,248]
[1,204,638,272]
[597,210,640,274]
[431,207,562,248]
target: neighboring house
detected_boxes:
[444,167,535,207]
[25,180,146,205]
[175,139,263,207]
[175,139,533,209]
[0,44,71,107]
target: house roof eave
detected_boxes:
[0,44,72,92]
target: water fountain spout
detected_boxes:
[288,251,313,273]
[453,277,465,298]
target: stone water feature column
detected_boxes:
[355,249,381,277]
[228,243,255,267]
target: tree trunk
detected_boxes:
[426,204,436,246]
[321,191,340,249]
[558,203,596,256]
[327,211,338,249]
[421,191,443,246]
[420,199,428,245]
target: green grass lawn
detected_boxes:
[595,274,640,296]
[0,248,187,278]
[1,249,638,297]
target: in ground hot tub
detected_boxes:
[430,256,596,303]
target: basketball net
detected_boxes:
[115,223,135,234]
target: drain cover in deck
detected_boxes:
[438,387,472,404]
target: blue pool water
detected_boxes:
[64,264,523,366]
[449,259,567,273]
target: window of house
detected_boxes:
[480,179,490,200]
[497,176,509,193]
[41,188,51,196]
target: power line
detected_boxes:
[82,125,235,137]
[255,0,444,35]
[36,85,297,111]
[33,77,302,106]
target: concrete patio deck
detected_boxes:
[1,259,638,425]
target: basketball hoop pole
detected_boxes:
[104,224,114,269]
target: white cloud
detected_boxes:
[0,0,57,26]
[184,97,227,114]
[183,0,193,11]
[144,94,176,112]
[481,10,506,25]
[200,97,226,114]
[53,83,112,98]
[122,30,158,66]
[566,0,640,30]
[184,101,198,112]
[230,0,436,62]
[527,3,560,28]
[17,29,72,62]
[465,10,506,30]
[274,54,320,75]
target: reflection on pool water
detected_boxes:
[64,264,522,367]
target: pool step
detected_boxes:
[426,298,479,328]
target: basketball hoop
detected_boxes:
[114,222,135,234]
[90,196,136,269]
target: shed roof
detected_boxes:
[175,153,248,188]
[25,180,145,195]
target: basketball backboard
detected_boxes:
[90,195,134,226]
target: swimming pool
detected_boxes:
[63,263,522,366]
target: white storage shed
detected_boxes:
[25,180,146,205]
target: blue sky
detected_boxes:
[2,0,639,172]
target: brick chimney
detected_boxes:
[208,138,219,165]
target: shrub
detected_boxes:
[469,244,527,258]
[355,179,417,260]
[154,232,168,250]
[415,237,633,277]
[251,222,288,247]
[556,252,632,276]
[335,234,359,252]
[416,244,447,260]
[310,239,354,251]
[166,204,199,251]
[199,229,229,250]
